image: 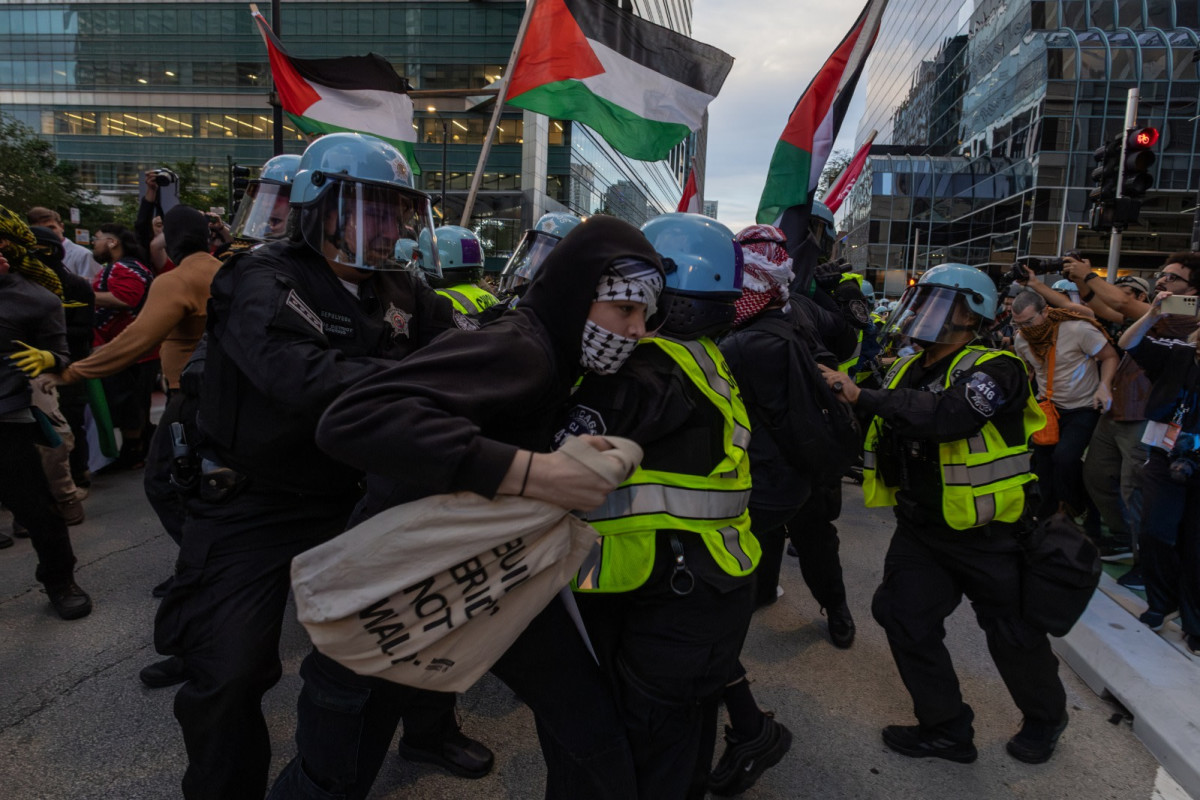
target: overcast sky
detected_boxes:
[692,0,870,233]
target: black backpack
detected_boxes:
[734,314,861,484]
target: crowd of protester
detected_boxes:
[2,131,1199,800]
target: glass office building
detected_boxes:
[0,0,695,254]
[841,0,1200,294]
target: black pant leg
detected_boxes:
[791,480,848,609]
[143,391,186,544]
[58,382,90,478]
[747,505,799,607]
[954,527,1066,724]
[871,521,968,735]
[1141,449,1184,615]
[490,596,638,800]
[269,649,430,800]
[155,490,353,800]
[0,422,76,588]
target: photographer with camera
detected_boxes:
[1061,255,1199,583]
[1119,272,1200,654]
[137,169,177,274]
[1011,284,1117,525]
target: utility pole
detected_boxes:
[1105,88,1139,282]
[271,0,284,156]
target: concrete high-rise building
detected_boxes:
[0,0,700,256]
[841,0,1200,294]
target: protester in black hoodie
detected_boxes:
[277,216,665,800]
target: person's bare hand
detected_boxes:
[818,364,860,404]
[1092,384,1112,413]
[1061,257,1093,284]
[521,450,619,512]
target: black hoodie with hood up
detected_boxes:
[316,215,663,511]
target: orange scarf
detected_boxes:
[1020,308,1110,362]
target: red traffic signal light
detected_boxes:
[1128,127,1159,149]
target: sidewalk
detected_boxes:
[1053,572,1200,798]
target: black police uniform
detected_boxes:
[561,343,756,800]
[153,240,453,800]
[307,217,662,800]
[857,346,1066,742]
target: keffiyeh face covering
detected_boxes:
[581,258,663,374]
[733,225,793,327]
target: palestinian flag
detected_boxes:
[677,167,700,213]
[756,0,888,225]
[822,130,877,213]
[505,0,733,162]
[251,9,419,173]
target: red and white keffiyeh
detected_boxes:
[733,225,793,326]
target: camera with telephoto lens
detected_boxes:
[1168,438,1198,485]
[151,168,178,187]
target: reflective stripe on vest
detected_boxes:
[861,346,1043,530]
[574,336,758,593]
[437,284,497,314]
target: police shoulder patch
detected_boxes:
[452,310,480,330]
[286,289,323,334]
[964,370,1005,418]
[554,404,607,448]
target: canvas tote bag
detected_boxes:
[290,435,642,693]
[1031,330,1060,446]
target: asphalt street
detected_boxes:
[0,466,1172,799]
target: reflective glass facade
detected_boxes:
[1,0,691,249]
[843,0,1200,293]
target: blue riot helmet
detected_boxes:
[641,213,743,340]
[425,225,484,289]
[291,132,439,274]
[1051,278,1074,293]
[860,278,876,304]
[499,212,582,294]
[883,263,998,346]
[229,154,301,244]
[809,200,838,262]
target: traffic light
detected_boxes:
[230,164,251,209]
[1114,126,1158,226]
[1089,135,1121,204]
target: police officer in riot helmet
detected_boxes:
[499,211,583,298]
[565,213,770,798]
[423,225,499,316]
[154,132,484,800]
[227,153,301,253]
[819,264,1070,766]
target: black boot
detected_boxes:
[826,601,856,649]
[397,728,494,779]
[46,581,92,620]
[1006,712,1068,764]
[139,656,190,689]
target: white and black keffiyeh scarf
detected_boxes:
[581,258,663,374]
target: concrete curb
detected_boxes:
[1052,574,1200,798]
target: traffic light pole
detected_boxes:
[1106,88,1139,282]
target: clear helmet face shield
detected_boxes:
[499,229,560,294]
[882,285,983,346]
[304,178,441,275]
[231,181,293,243]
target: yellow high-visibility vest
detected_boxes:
[862,346,1045,530]
[574,336,759,593]
[437,283,497,314]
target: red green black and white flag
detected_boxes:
[756,0,888,225]
[251,9,419,173]
[822,130,877,213]
[505,0,734,162]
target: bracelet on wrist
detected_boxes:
[1081,289,1096,303]
[1083,272,1098,283]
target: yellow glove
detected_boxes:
[8,340,56,377]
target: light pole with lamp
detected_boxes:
[427,105,448,219]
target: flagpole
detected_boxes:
[691,155,700,209]
[459,0,539,226]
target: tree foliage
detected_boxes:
[0,113,109,230]
[816,150,853,201]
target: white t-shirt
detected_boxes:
[1015,319,1107,410]
[62,237,102,279]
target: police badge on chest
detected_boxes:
[385,302,412,339]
